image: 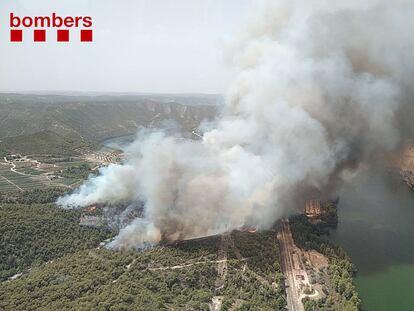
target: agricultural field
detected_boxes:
[14,166,43,176]
[0,164,44,191]
[0,157,98,193]
[0,176,18,192]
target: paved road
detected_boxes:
[278,218,304,311]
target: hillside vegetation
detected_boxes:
[1,130,94,156]
[0,200,111,282]
[0,93,218,143]
[0,227,286,310]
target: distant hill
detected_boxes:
[1,130,94,156]
[0,93,219,143]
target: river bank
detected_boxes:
[329,169,414,311]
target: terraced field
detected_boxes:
[0,157,98,192]
[54,177,80,186]
[0,165,45,191]
[14,167,43,176]
[57,160,94,167]
[0,176,19,191]
[0,165,22,191]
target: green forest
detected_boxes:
[0,188,66,205]
[0,184,361,311]
[1,227,286,310]
[60,163,94,179]
[0,201,111,282]
[0,184,287,311]
[1,130,95,157]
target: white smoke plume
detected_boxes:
[57,0,414,249]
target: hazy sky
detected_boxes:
[0,0,262,94]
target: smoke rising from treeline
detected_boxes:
[57,0,414,249]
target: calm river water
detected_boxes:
[330,169,414,311]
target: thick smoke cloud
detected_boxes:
[57,0,414,249]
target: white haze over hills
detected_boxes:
[58,0,414,249]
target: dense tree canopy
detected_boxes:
[0,229,286,310]
[0,203,111,281]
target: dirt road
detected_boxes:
[278,218,305,311]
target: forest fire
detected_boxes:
[85,205,97,212]
[304,199,322,219]
[243,227,258,233]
